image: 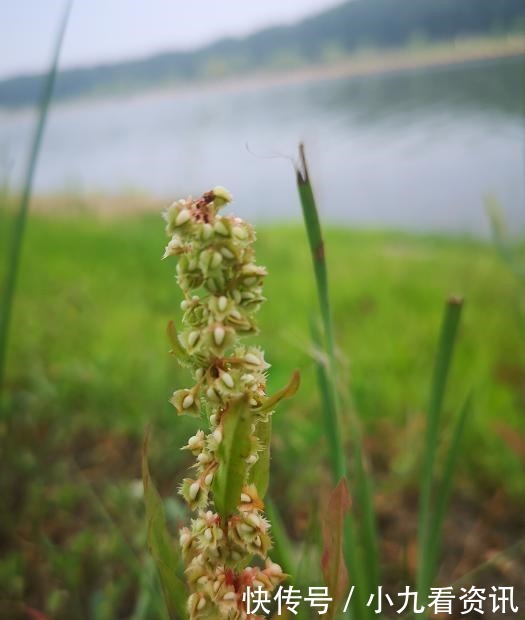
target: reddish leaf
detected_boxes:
[321,478,351,619]
[24,607,49,620]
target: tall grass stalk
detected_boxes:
[310,322,369,617]
[0,0,72,399]
[416,297,463,602]
[427,392,472,582]
[296,145,345,480]
[296,144,378,619]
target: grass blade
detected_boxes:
[427,392,472,582]
[311,324,368,616]
[297,144,378,618]
[143,431,188,620]
[296,143,345,479]
[0,0,73,399]
[416,296,463,601]
[311,320,344,479]
[321,478,351,620]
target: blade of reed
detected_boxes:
[416,296,463,603]
[0,0,73,399]
[311,323,368,617]
[311,320,343,478]
[427,392,472,584]
[311,323,379,596]
[296,144,345,479]
[296,143,377,618]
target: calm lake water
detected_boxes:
[1,57,524,235]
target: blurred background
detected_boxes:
[0,1,524,619]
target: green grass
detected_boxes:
[4,210,524,488]
[0,0,72,397]
[1,207,524,618]
[297,145,377,619]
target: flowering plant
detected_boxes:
[154,187,299,619]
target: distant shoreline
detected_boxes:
[1,34,524,112]
[184,33,525,100]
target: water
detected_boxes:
[1,57,524,235]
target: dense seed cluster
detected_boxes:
[163,187,285,619]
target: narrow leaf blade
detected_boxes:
[428,392,472,578]
[255,369,300,414]
[167,320,191,363]
[417,297,463,599]
[142,432,187,620]
[321,478,351,620]
[0,0,73,397]
[212,395,252,519]
[248,416,271,498]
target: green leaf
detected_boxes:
[417,297,463,601]
[166,320,191,364]
[427,392,473,583]
[297,144,373,619]
[254,369,300,414]
[212,395,252,519]
[142,431,188,620]
[248,416,271,498]
[321,478,351,620]
[296,144,345,482]
[248,370,300,499]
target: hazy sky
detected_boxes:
[0,0,342,79]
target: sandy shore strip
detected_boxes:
[69,34,525,108]
[6,34,523,113]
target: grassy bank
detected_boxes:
[1,208,524,618]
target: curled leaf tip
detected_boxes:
[256,369,300,414]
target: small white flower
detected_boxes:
[175,208,191,226]
[182,394,194,409]
[213,186,232,203]
[214,220,229,236]
[232,225,247,240]
[221,372,234,388]
[244,353,260,365]
[197,597,206,611]
[213,325,225,346]
[189,481,200,501]
[211,251,223,268]
[188,330,200,347]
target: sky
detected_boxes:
[0,0,342,80]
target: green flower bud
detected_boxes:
[212,186,233,206]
